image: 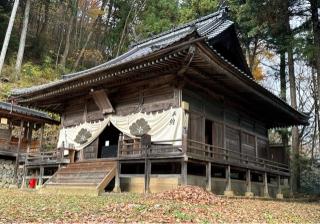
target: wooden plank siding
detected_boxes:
[62,78,180,127]
[182,88,273,165]
[60,77,181,159]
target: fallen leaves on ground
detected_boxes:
[0,187,319,223]
[149,185,224,205]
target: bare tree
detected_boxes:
[15,0,31,79]
[59,0,77,71]
[73,0,108,70]
[0,0,20,76]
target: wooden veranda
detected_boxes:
[0,101,63,185]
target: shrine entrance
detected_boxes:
[98,123,121,158]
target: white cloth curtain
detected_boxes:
[57,108,184,150]
[57,118,110,150]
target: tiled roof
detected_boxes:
[12,10,233,96]
[0,101,57,123]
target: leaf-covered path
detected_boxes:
[0,187,319,223]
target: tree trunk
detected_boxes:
[116,1,134,57]
[72,25,95,70]
[248,39,258,72]
[38,0,50,38]
[279,50,289,148]
[280,51,286,101]
[311,68,319,164]
[98,0,113,52]
[285,2,300,192]
[59,16,74,71]
[15,0,31,79]
[59,0,76,71]
[95,0,111,50]
[310,0,320,152]
[73,0,108,70]
[55,4,68,69]
[77,0,89,50]
[0,0,20,75]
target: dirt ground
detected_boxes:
[0,186,319,223]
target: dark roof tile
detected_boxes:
[12,10,232,96]
[0,101,57,123]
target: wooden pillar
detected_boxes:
[206,162,212,192]
[182,133,188,154]
[113,161,121,193]
[288,176,294,197]
[39,123,44,152]
[255,136,258,158]
[39,166,44,186]
[8,119,13,141]
[14,120,24,184]
[181,160,187,185]
[245,169,254,197]
[20,165,27,189]
[276,175,284,199]
[224,165,234,196]
[144,160,151,194]
[263,172,270,198]
[239,129,242,163]
[114,135,122,193]
[26,122,33,153]
[144,146,150,194]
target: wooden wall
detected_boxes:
[62,77,181,127]
[183,88,271,161]
[60,76,181,160]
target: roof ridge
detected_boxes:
[61,10,225,80]
[130,10,223,48]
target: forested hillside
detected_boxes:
[0,0,320,193]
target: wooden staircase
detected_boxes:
[42,160,117,195]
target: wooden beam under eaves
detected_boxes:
[90,89,114,114]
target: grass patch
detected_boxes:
[0,189,319,223]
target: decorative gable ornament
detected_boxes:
[129,118,151,136]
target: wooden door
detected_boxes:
[226,126,240,162]
[212,122,224,160]
[82,138,98,160]
[188,112,203,155]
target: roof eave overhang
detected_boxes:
[194,41,309,128]
[0,108,60,125]
[12,36,206,105]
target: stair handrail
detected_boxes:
[96,164,116,195]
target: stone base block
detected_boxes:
[276,193,284,199]
[224,190,234,197]
[245,191,254,197]
[263,193,270,198]
[113,186,121,193]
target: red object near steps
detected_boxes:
[29,178,37,188]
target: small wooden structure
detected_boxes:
[11,10,308,196]
[0,101,63,185]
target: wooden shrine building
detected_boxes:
[11,10,308,197]
[0,101,60,186]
